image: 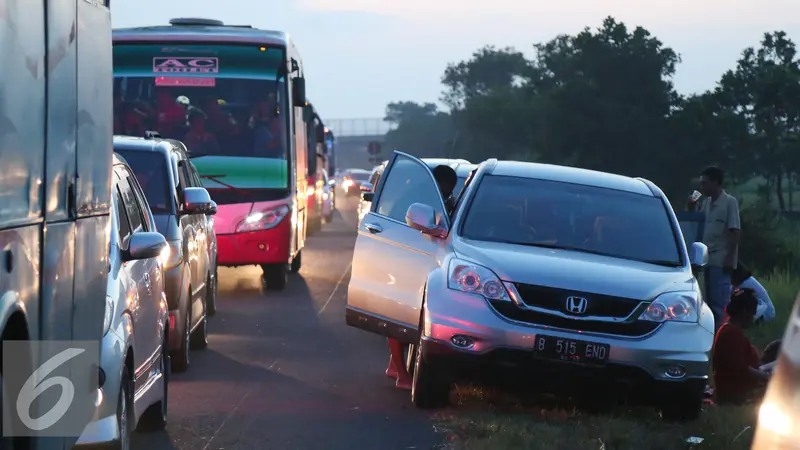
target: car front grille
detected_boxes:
[513,283,642,318]
[489,301,660,337]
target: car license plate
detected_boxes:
[534,335,610,364]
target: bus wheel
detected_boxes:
[261,264,288,291]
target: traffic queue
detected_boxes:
[0,8,339,447]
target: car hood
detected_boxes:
[452,238,693,301]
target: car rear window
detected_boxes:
[461,175,682,266]
[116,150,173,214]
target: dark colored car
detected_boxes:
[114,134,218,373]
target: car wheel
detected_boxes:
[405,343,416,374]
[411,333,450,409]
[191,307,208,350]
[261,264,288,291]
[171,306,191,373]
[115,367,132,450]
[137,333,169,431]
[659,386,703,422]
[206,268,217,317]
[289,251,302,274]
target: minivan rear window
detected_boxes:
[116,150,173,214]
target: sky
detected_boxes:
[112,0,800,121]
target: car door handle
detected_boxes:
[364,223,382,234]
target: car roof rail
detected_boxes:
[144,130,162,139]
[169,18,224,27]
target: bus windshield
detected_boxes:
[113,44,290,193]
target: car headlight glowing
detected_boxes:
[447,258,509,301]
[640,291,699,322]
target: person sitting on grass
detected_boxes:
[712,288,781,405]
[731,263,775,323]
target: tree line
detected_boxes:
[381,17,800,272]
[383,17,800,210]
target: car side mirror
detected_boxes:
[689,242,708,268]
[123,232,167,262]
[182,187,213,215]
[361,191,374,202]
[406,203,446,237]
[207,200,218,216]
[328,179,336,187]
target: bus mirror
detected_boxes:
[303,106,313,123]
[315,124,325,143]
[293,77,306,107]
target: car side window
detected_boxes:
[118,173,144,233]
[126,170,152,232]
[115,188,132,247]
[375,156,446,224]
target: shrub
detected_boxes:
[738,201,799,274]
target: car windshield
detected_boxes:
[113,44,291,200]
[461,175,682,266]
[116,150,173,214]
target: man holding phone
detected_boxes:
[696,166,741,328]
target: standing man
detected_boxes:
[698,166,741,328]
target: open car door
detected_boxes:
[346,151,449,344]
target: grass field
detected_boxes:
[435,271,800,450]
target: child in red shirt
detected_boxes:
[712,288,780,404]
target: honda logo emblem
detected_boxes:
[565,296,588,314]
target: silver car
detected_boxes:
[346,153,713,420]
[77,154,170,448]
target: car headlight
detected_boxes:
[640,291,699,322]
[102,296,114,336]
[160,241,183,270]
[447,258,509,301]
[236,205,289,233]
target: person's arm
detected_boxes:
[724,199,741,271]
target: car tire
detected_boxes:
[191,307,208,350]
[114,366,132,450]
[171,304,191,373]
[411,334,450,409]
[405,343,416,374]
[261,264,288,291]
[137,333,169,432]
[289,251,302,273]
[659,387,703,422]
[206,267,217,317]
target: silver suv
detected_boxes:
[346,153,713,420]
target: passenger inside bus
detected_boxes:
[183,109,220,156]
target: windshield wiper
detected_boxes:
[199,174,249,196]
[636,259,682,267]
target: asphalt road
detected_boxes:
[131,196,441,450]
